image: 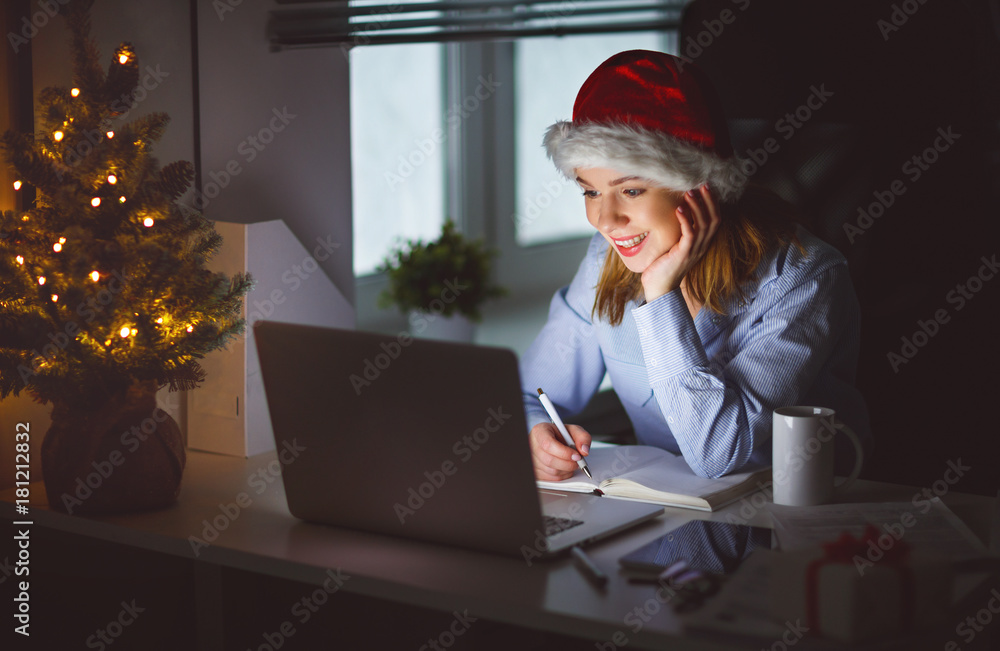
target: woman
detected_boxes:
[521,50,871,480]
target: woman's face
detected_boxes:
[575,167,685,274]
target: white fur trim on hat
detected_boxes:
[544,121,747,203]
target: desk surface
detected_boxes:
[2,449,996,650]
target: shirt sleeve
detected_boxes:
[631,260,853,478]
[519,236,607,433]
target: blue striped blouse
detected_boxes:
[519,225,872,479]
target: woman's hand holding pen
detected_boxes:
[641,184,721,304]
[529,423,592,481]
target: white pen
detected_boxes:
[536,388,593,479]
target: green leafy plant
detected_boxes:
[377,220,506,322]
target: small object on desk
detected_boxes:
[626,559,688,585]
[537,388,593,479]
[658,559,689,584]
[571,546,608,589]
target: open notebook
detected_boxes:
[537,445,770,512]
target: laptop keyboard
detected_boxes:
[544,515,585,536]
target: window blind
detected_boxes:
[268,0,685,50]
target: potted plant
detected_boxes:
[0,4,250,514]
[377,220,506,341]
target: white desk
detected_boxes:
[3,449,997,650]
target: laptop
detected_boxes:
[253,321,663,559]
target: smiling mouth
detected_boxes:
[612,232,648,257]
[613,233,647,248]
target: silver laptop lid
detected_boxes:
[254,321,550,556]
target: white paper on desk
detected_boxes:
[766,498,989,559]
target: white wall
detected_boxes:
[195,0,354,304]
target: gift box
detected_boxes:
[769,526,952,644]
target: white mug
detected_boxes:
[771,406,864,506]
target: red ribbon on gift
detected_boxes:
[805,524,913,637]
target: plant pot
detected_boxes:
[409,310,475,343]
[41,380,185,515]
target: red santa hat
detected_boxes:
[544,50,746,203]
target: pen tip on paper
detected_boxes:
[537,388,544,396]
[584,466,593,479]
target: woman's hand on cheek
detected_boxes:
[640,184,721,303]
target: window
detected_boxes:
[351,31,677,334]
[513,32,668,246]
[350,42,445,276]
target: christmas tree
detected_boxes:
[0,0,251,411]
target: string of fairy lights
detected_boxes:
[5,46,202,360]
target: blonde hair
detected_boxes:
[592,185,803,325]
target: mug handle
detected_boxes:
[833,421,864,494]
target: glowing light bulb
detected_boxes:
[21,214,29,222]
[130,328,137,336]
[119,196,127,203]
[106,131,115,139]
[90,271,100,281]
[38,276,46,285]
[186,325,194,333]
[108,174,117,184]
[15,256,24,265]
[119,53,129,64]
[53,242,62,252]
[53,131,64,142]
[13,180,21,191]
[51,294,59,303]
[59,237,66,244]
[120,326,130,338]
[91,197,101,207]
[71,88,80,97]
[155,317,163,324]
[143,217,154,227]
